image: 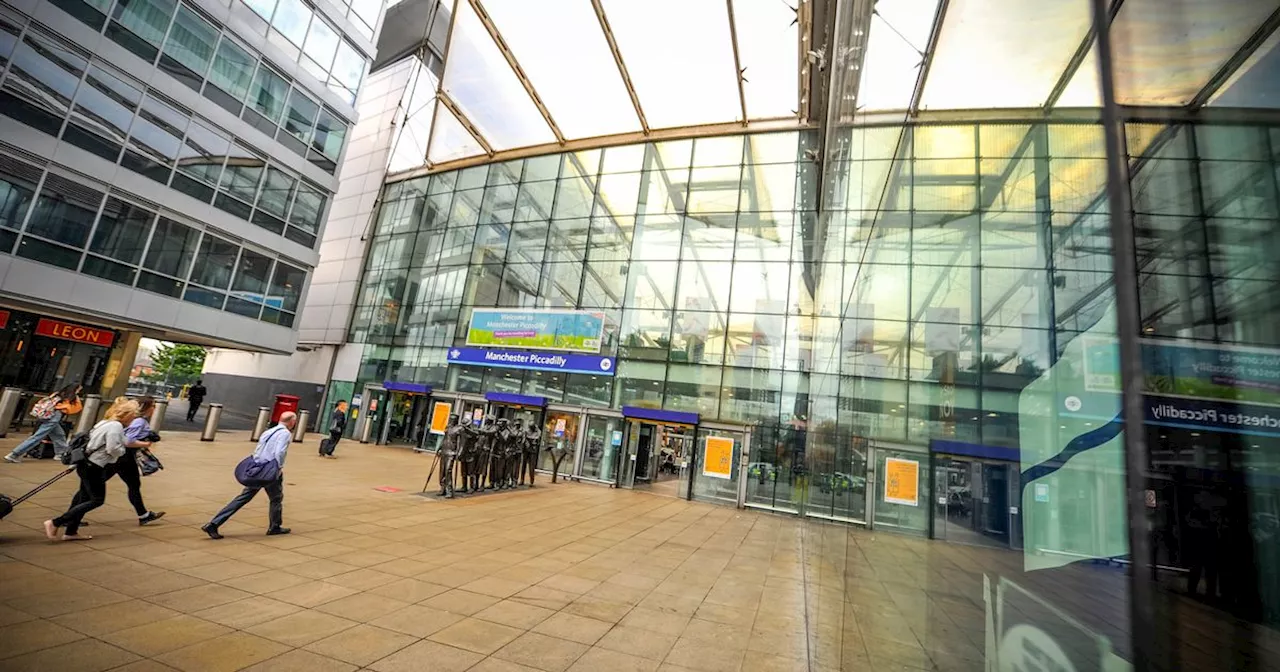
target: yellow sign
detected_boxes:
[702,436,735,480]
[883,457,919,506]
[429,402,452,435]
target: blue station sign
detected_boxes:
[447,347,616,376]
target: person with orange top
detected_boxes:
[4,384,83,463]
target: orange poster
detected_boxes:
[883,457,919,506]
[429,402,452,435]
[702,436,735,480]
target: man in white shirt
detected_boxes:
[201,412,296,539]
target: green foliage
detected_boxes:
[145,343,206,383]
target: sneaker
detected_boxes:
[3,455,21,464]
[265,527,291,536]
[200,523,223,540]
[139,511,166,526]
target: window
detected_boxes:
[173,120,229,201]
[83,196,153,284]
[270,0,309,47]
[122,93,187,183]
[0,160,38,255]
[301,16,338,80]
[282,88,318,148]
[160,5,217,90]
[49,0,112,30]
[242,0,276,22]
[107,0,177,61]
[227,248,273,317]
[143,216,198,277]
[218,144,264,201]
[268,260,304,312]
[287,182,323,244]
[245,64,288,129]
[0,11,21,69]
[328,40,363,104]
[188,233,237,290]
[90,197,152,265]
[0,32,87,137]
[311,108,346,163]
[19,175,104,269]
[63,66,140,163]
[255,167,295,219]
[205,37,254,111]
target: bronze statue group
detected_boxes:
[427,414,543,498]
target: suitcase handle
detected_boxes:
[11,467,76,506]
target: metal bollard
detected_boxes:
[293,409,309,443]
[250,407,270,441]
[150,398,167,434]
[200,403,222,441]
[76,394,103,435]
[0,387,22,438]
[359,413,374,444]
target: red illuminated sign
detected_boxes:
[0,310,9,330]
[34,319,115,347]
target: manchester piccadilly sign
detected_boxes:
[447,347,616,376]
[466,309,605,354]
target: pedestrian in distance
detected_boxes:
[320,400,347,459]
[186,380,207,422]
[71,396,165,525]
[43,398,140,541]
[201,411,296,539]
[4,384,83,463]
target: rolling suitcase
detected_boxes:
[0,466,75,520]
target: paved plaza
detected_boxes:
[0,429,1238,672]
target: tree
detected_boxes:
[145,343,207,385]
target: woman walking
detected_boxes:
[71,396,165,525]
[43,398,138,541]
[4,384,83,463]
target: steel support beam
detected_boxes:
[1189,4,1280,108]
[468,0,565,143]
[438,91,495,156]
[725,0,750,124]
[1089,0,1163,669]
[1044,0,1125,109]
[590,0,649,134]
[907,0,949,117]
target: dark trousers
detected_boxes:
[73,447,147,516]
[53,462,107,535]
[210,478,283,530]
[321,430,341,456]
[187,400,202,422]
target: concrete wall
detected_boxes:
[202,347,336,385]
[299,58,422,345]
[198,372,329,432]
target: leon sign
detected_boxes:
[35,319,114,347]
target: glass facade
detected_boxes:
[0,10,331,248]
[0,155,307,326]
[354,114,1280,664]
[48,0,368,105]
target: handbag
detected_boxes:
[235,455,280,487]
[59,432,94,466]
[136,448,163,476]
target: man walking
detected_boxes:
[320,400,347,458]
[186,380,207,422]
[201,412,295,539]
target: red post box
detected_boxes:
[271,394,300,423]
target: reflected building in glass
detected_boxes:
[284,0,1280,669]
[0,0,386,386]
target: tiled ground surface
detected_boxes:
[0,430,1268,671]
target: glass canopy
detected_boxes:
[413,0,1280,172]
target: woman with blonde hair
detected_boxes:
[43,398,139,541]
[70,396,165,525]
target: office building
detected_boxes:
[0,0,384,397]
